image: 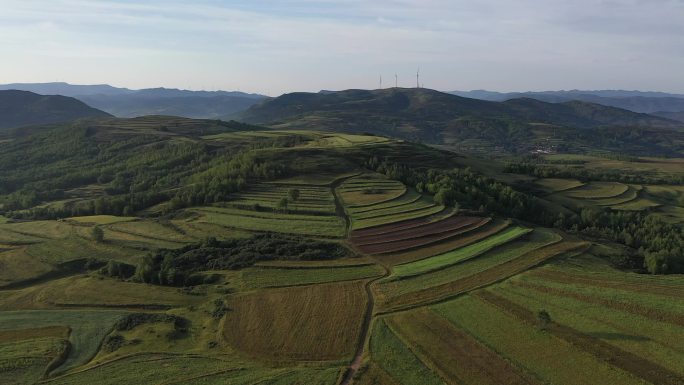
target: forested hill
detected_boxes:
[233,88,684,155]
[0,90,111,129]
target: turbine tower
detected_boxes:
[395,74,398,88]
[379,74,382,89]
[416,68,420,88]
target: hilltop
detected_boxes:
[233,88,684,155]
[0,90,111,129]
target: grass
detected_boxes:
[369,319,445,385]
[0,336,65,385]
[0,248,54,287]
[240,264,384,289]
[433,295,647,385]
[390,226,532,279]
[223,280,367,361]
[0,310,127,375]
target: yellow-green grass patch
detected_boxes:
[67,215,137,225]
[534,178,585,193]
[0,275,199,310]
[192,207,345,237]
[0,248,54,287]
[564,182,629,199]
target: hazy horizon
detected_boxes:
[2,1,683,96]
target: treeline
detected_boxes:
[136,234,349,286]
[503,161,684,185]
[366,156,684,274]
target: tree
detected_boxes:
[92,226,105,243]
[277,197,289,210]
[288,188,300,202]
[537,309,552,330]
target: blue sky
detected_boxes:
[1,0,683,95]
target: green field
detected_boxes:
[390,226,531,279]
[240,264,384,289]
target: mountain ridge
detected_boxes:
[0,90,112,129]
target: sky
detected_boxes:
[0,0,683,96]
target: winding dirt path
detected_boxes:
[330,173,392,385]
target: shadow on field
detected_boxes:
[587,332,650,341]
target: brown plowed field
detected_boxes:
[375,219,508,266]
[352,216,485,246]
[350,213,448,238]
[357,218,490,255]
[378,241,587,312]
[475,290,684,385]
[222,280,366,361]
[387,309,541,385]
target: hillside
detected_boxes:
[0,83,267,119]
[0,90,111,129]
[451,89,684,114]
[0,115,682,384]
[233,88,684,155]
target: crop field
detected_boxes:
[432,295,650,385]
[373,218,511,266]
[564,181,630,199]
[534,178,585,193]
[352,216,486,255]
[338,174,407,207]
[190,206,345,237]
[239,264,384,289]
[0,310,128,375]
[222,280,367,361]
[389,226,532,279]
[377,240,587,312]
[386,309,538,385]
[378,228,562,298]
[0,275,199,310]
[226,182,336,214]
[367,319,444,385]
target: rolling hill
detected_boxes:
[451,89,684,114]
[0,90,111,129]
[233,88,684,155]
[0,83,267,119]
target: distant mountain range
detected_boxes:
[0,82,267,119]
[0,90,111,129]
[234,88,684,155]
[450,90,684,120]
